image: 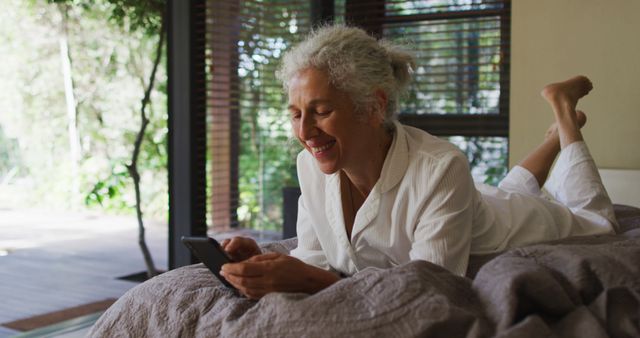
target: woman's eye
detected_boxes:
[317,110,332,116]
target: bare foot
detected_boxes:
[541,76,591,148]
[545,110,587,140]
[541,75,593,111]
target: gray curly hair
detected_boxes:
[276,24,415,128]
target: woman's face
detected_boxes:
[288,68,376,175]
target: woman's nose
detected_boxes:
[299,115,318,140]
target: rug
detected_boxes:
[1,298,116,332]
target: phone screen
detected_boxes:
[181,236,236,290]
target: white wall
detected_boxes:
[510,0,640,170]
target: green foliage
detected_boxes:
[448,136,509,186]
[101,0,163,34]
[0,0,167,218]
[0,126,21,179]
[47,0,163,35]
[483,165,508,186]
[85,165,129,208]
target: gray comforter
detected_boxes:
[89,206,640,337]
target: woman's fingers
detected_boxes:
[221,238,231,250]
[222,254,337,299]
[225,276,265,299]
[247,252,280,262]
[221,261,268,277]
[222,272,264,288]
[224,237,245,253]
[223,237,261,261]
[222,255,333,299]
[221,264,270,299]
[221,259,279,297]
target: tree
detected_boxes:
[125,6,165,278]
[48,0,165,278]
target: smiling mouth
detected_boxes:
[310,141,335,155]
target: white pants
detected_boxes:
[498,141,618,235]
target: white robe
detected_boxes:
[290,121,617,276]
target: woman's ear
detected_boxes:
[368,89,388,126]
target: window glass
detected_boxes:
[446,136,508,185]
[385,17,504,115]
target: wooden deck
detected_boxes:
[0,208,168,335]
[0,208,284,337]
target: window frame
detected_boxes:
[345,0,511,137]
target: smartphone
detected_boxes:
[181,236,236,290]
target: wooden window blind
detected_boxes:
[204,0,313,232]
[343,0,511,137]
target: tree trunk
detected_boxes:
[58,6,81,205]
[127,11,166,279]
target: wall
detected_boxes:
[510,0,640,170]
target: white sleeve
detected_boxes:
[289,195,331,270]
[409,154,474,276]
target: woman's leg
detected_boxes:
[517,111,586,188]
[538,76,617,233]
[501,76,590,193]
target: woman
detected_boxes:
[220,25,617,299]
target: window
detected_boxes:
[174,0,510,241]
[342,0,511,184]
[203,0,313,233]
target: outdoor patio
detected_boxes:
[0,207,168,337]
[0,206,284,337]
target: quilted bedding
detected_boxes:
[88,205,640,337]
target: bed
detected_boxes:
[88,204,640,337]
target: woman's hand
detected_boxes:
[221,236,262,262]
[220,253,340,299]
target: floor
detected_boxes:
[0,208,169,337]
[0,207,282,337]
